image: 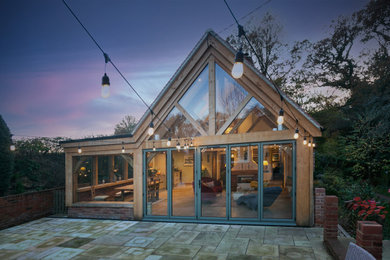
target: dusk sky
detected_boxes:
[0,0,367,139]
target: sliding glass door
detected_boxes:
[144,142,295,223]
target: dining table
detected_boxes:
[115,184,134,201]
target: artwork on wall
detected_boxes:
[272,153,280,162]
[184,155,194,166]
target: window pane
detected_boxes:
[225,97,279,134]
[73,154,133,203]
[200,147,226,218]
[146,151,167,216]
[178,65,209,132]
[263,143,293,219]
[231,145,258,218]
[152,107,200,140]
[172,149,195,217]
[216,63,248,132]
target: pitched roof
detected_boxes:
[133,29,321,137]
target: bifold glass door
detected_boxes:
[144,142,295,223]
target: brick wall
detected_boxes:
[0,188,64,230]
[68,204,134,220]
[324,195,338,241]
[356,221,383,259]
[315,188,326,227]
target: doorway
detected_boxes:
[143,142,295,224]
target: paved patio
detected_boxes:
[0,217,334,259]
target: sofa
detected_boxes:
[236,186,282,210]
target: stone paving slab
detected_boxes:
[0,217,340,259]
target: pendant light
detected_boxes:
[303,137,307,146]
[78,145,82,154]
[176,140,181,150]
[101,53,110,98]
[294,128,299,139]
[121,142,125,153]
[308,139,312,147]
[231,25,245,79]
[277,108,284,125]
[167,137,171,147]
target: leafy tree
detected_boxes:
[114,115,138,135]
[10,137,66,194]
[0,115,13,196]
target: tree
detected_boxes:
[114,115,138,135]
[0,115,13,196]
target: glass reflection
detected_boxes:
[216,64,248,131]
[178,65,209,132]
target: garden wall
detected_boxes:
[0,187,65,230]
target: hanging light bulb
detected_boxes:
[312,142,316,148]
[78,146,82,154]
[10,144,15,151]
[294,128,299,139]
[176,140,181,150]
[308,139,312,147]
[303,137,307,145]
[232,48,244,79]
[167,137,171,147]
[153,142,156,151]
[277,108,284,125]
[190,139,193,147]
[121,142,125,153]
[101,73,110,98]
[148,121,154,136]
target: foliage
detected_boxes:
[114,115,138,135]
[0,115,14,196]
[9,137,67,194]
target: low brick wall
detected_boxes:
[68,202,134,220]
[0,187,64,230]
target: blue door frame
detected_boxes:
[143,141,296,226]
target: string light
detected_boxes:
[10,144,16,151]
[78,145,82,154]
[176,140,181,150]
[308,139,312,147]
[294,128,299,139]
[277,108,284,125]
[231,25,245,79]
[152,141,156,151]
[303,137,307,146]
[121,141,125,153]
[167,137,171,147]
[101,53,111,98]
[190,139,193,147]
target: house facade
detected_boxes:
[61,30,321,226]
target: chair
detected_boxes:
[345,242,375,260]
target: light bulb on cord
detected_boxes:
[232,48,244,79]
[190,139,193,146]
[167,137,171,147]
[176,141,181,150]
[312,142,316,148]
[277,108,284,125]
[101,73,110,98]
[294,128,299,139]
[152,142,156,151]
[148,121,154,136]
[121,142,125,153]
[303,137,307,145]
[10,144,15,151]
[78,146,82,154]
[308,140,312,147]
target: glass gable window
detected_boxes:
[216,64,248,132]
[153,107,201,140]
[224,97,280,134]
[178,65,209,132]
